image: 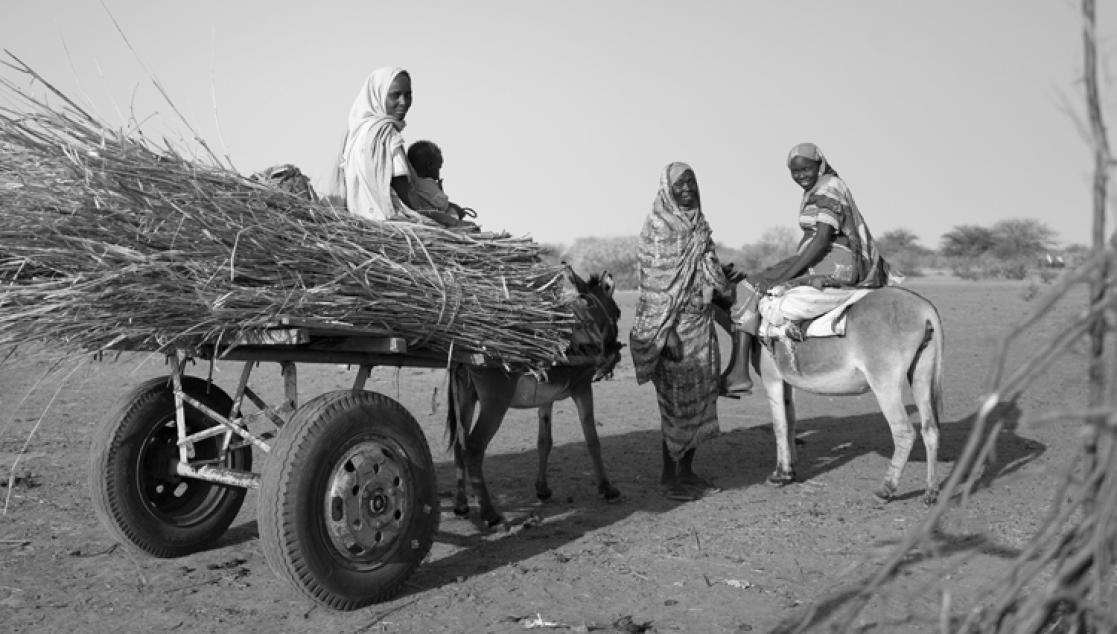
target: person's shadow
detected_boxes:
[402,399,1045,594]
[401,426,774,594]
[210,400,1042,598]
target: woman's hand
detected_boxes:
[722,262,746,283]
[701,285,714,305]
[662,329,684,362]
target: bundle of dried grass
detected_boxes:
[0,55,575,369]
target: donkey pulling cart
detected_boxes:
[89,319,501,611]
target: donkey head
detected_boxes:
[562,265,623,380]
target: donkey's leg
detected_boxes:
[911,350,941,505]
[451,374,478,517]
[571,380,620,500]
[785,384,798,461]
[465,398,514,527]
[766,376,798,486]
[452,437,469,517]
[535,403,554,501]
[869,378,916,502]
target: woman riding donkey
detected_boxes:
[720,143,891,396]
[337,67,474,228]
[630,162,733,501]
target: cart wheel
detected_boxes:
[89,375,252,557]
[258,390,438,610]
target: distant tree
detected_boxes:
[1063,243,1090,266]
[876,228,930,257]
[535,242,565,266]
[757,226,800,259]
[875,228,931,277]
[563,236,639,288]
[989,218,1058,259]
[727,226,800,271]
[940,224,997,257]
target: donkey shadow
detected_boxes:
[397,400,1043,595]
[707,401,1043,502]
[210,403,1043,590]
[397,424,777,595]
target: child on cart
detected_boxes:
[406,140,478,229]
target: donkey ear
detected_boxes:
[600,271,615,296]
[562,263,587,293]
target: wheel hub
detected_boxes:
[324,440,410,565]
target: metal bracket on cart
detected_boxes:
[161,320,484,491]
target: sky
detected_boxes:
[2,1,1115,250]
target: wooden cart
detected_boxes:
[89,318,499,611]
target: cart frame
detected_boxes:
[159,318,488,491]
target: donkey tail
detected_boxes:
[912,304,945,424]
[928,311,944,423]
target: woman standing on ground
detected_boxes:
[630,162,731,501]
[720,142,890,394]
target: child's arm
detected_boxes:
[391,176,413,208]
[447,202,478,220]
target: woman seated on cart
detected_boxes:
[337,66,472,229]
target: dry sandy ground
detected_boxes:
[0,277,1089,633]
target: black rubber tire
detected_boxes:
[257,390,439,611]
[89,375,252,557]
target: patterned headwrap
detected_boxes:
[339,67,411,220]
[787,141,838,178]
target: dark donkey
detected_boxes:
[447,266,624,527]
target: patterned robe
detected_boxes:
[629,163,729,461]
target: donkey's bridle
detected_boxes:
[574,289,623,381]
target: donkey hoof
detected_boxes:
[482,512,505,528]
[535,484,553,501]
[453,504,470,517]
[922,489,939,506]
[766,469,796,486]
[873,485,896,502]
[600,483,622,501]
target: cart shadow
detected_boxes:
[395,402,1043,597]
[205,402,1044,595]
[400,426,766,595]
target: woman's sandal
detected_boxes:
[718,379,752,398]
[663,486,699,502]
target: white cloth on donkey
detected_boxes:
[757,286,872,339]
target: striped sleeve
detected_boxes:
[803,192,842,230]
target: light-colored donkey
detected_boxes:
[747,286,944,504]
[447,268,624,527]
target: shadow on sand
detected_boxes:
[208,400,1043,599]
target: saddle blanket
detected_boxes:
[757,287,872,339]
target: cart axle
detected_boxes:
[174,461,260,489]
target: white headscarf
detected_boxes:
[340,67,411,220]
